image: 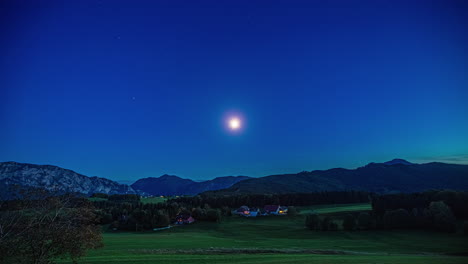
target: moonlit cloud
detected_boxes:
[413,154,468,165]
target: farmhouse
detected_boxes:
[247,207,260,217]
[264,205,288,215]
[235,205,250,216]
[175,213,195,225]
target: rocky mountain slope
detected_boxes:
[131,175,251,196]
[0,161,137,196]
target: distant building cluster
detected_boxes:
[234,205,288,217]
[175,213,196,225]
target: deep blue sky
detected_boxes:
[1,0,467,181]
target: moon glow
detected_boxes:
[229,117,241,130]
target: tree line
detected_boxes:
[172,191,370,208]
[91,195,224,231]
[305,190,468,233]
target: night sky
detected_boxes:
[1,0,467,181]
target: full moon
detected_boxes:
[229,117,241,130]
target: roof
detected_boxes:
[176,213,192,220]
[264,205,280,212]
[237,205,249,212]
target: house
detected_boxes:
[278,206,288,215]
[235,205,250,216]
[264,205,288,215]
[247,207,260,217]
[175,213,195,225]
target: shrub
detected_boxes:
[152,210,170,227]
[321,216,332,231]
[357,212,371,230]
[305,214,320,230]
[329,221,339,231]
[91,193,109,199]
[287,206,298,216]
[100,213,114,224]
[428,201,457,233]
[206,209,222,222]
[343,214,356,231]
[384,208,411,229]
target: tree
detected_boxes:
[428,201,457,233]
[343,214,356,231]
[384,208,411,229]
[305,214,320,230]
[191,207,206,220]
[321,216,332,231]
[357,212,371,230]
[152,210,170,228]
[0,190,102,264]
[328,220,338,231]
[287,206,298,216]
[206,209,222,222]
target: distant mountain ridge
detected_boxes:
[131,175,251,196]
[383,158,414,165]
[3,159,468,198]
[209,159,468,194]
[0,161,138,197]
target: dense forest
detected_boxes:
[3,190,467,234]
[87,191,370,231]
[306,190,468,233]
[173,191,371,208]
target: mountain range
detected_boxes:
[209,159,468,194]
[131,175,251,196]
[0,161,138,197]
[1,159,468,198]
[0,161,250,198]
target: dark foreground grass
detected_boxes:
[64,254,468,264]
[60,203,468,264]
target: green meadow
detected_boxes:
[298,203,372,214]
[61,203,468,264]
[140,196,168,204]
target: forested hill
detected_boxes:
[131,175,251,196]
[209,160,468,194]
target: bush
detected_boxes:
[321,216,332,231]
[357,212,371,230]
[91,193,109,199]
[429,201,457,233]
[343,214,356,231]
[384,208,411,229]
[287,206,298,216]
[329,221,339,231]
[206,209,222,222]
[221,206,232,216]
[191,207,206,220]
[108,194,140,202]
[305,214,320,230]
[100,213,113,224]
[152,210,170,228]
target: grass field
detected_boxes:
[61,203,468,264]
[298,203,372,214]
[141,196,167,204]
[88,196,167,204]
